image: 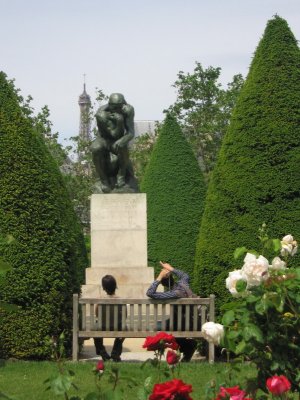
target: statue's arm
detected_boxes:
[115,105,135,148]
[95,104,109,137]
[123,104,135,140]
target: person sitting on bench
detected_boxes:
[146,261,197,362]
[94,275,125,362]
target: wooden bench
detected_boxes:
[72,294,215,362]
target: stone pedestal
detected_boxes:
[81,193,155,298]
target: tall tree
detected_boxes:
[194,16,300,310]
[141,115,206,279]
[168,63,244,177]
[0,72,87,358]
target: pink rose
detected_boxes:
[266,375,291,395]
[216,385,252,400]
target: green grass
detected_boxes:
[0,360,257,400]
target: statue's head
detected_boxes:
[108,93,126,111]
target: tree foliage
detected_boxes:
[194,16,300,311]
[141,115,206,278]
[167,63,244,177]
[130,126,159,184]
[0,72,87,358]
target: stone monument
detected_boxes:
[81,93,154,298]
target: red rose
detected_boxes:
[96,360,105,372]
[149,378,193,400]
[216,385,251,400]
[166,350,180,365]
[143,332,179,351]
[266,375,291,395]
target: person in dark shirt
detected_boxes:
[146,261,197,362]
[94,275,124,362]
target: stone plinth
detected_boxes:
[91,193,147,268]
[81,193,154,298]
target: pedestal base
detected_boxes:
[82,193,154,298]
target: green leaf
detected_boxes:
[243,325,263,343]
[236,280,247,293]
[235,340,247,354]
[255,300,266,315]
[234,246,248,260]
[84,392,100,400]
[222,310,235,325]
[272,239,282,252]
[226,330,240,340]
[223,335,235,352]
[137,388,148,400]
[265,292,283,311]
[143,376,154,391]
[101,388,123,400]
[47,374,73,396]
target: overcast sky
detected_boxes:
[1,0,300,144]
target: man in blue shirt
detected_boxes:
[146,261,197,362]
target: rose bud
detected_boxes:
[166,350,179,365]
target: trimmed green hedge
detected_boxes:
[194,16,300,312]
[141,115,206,280]
[0,72,87,358]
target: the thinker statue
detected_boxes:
[91,93,138,193]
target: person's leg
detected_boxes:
[176,338,197,362]
[111,338,125,362]
[94,338,111,361]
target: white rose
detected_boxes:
[241,253,269,287]
[226,270,247,296]
[201,322,224,345]
[270,256,286,271]
[281,234,298,257]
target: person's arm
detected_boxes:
[172,268,190,286]
[160,261,190,286]
[146,266,181,299]
[146,281,181,299]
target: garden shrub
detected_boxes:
[141,115,206,279]
[194,16,300,310]
[0,72,87,359]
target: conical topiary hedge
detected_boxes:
[0,72,87,359]
[194,16,300,310]
[141,115,206,280]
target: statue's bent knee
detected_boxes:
[91,138,108,155]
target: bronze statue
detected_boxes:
[91,93,138,193]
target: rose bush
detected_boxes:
[221,231,300,392]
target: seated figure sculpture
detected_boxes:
[91,93,137,193]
